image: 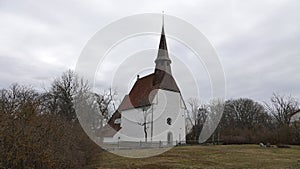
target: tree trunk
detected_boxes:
[144,124,147,142]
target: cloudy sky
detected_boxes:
[0,0,299,103]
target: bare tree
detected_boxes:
[94,88,118,126]
[187,98,208,126]
[266,93,299,126]
[186,98,208,143]
[41,70,91,121]
[223,98,267,129]
[206,99,225,144]
[74,86,118,141]
[137,102,151,142]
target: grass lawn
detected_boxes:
[86,144,300,168]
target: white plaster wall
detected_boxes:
[151,89,186,144]
[103,137,113,143]
[112,107,146,142]
[111,89,186,144]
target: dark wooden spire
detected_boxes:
[154,19,172,75]
[153,17,176,88]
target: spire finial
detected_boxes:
[154,10,171,76]
[162,11,165,27]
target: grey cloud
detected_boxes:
[0,0,299,103]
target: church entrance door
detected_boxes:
[167,132,173,145]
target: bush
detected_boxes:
[0,84,101,168]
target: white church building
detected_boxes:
[99,23,187,146]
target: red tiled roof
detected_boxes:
[118,71,180,111]
[118,74,155,111]
[97,110,121,137]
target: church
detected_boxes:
[100,22,187,146]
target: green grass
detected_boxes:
[86,145,300,168]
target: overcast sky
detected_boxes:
[0,0,299,103]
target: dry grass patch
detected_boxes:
[87,144,300,168]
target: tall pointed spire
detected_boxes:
[154,12,172,75]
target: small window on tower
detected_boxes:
[167,117,172,125]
